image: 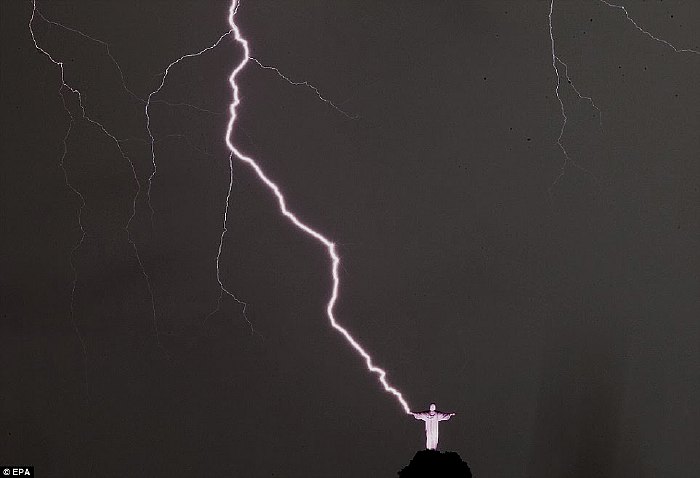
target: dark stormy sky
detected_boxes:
[2,1,699,476]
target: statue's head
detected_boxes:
[430,403,436,412]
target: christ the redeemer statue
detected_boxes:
[412,403,455,450]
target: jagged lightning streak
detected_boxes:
[57,84,89,402]
[249,58,359,119]
[225,0,412,414]
[598,0,700,55]
[29,2,112,400]
[558,58,603,129]
[548,0,599,191]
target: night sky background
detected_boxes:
[2,1,699,476]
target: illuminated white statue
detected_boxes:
[412,403,455,450]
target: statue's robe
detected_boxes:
[413,411,452,450]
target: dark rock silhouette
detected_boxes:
[399,449,472,477]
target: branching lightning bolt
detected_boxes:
[30,0,411,414]
[548,0,698,192]
[34,6,257,339]
[31,0,358,342]
[30,1,128,399]
[225,0,411,413]
[548,0,599,192]
[33,12,253,333]
[30,1,161,353]
[26,0,698,420]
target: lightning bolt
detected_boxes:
[225,0,412,414]
[30,0,412,412]
[143,12,358,336]
[548,0,600,193]
[547,0,698,193]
